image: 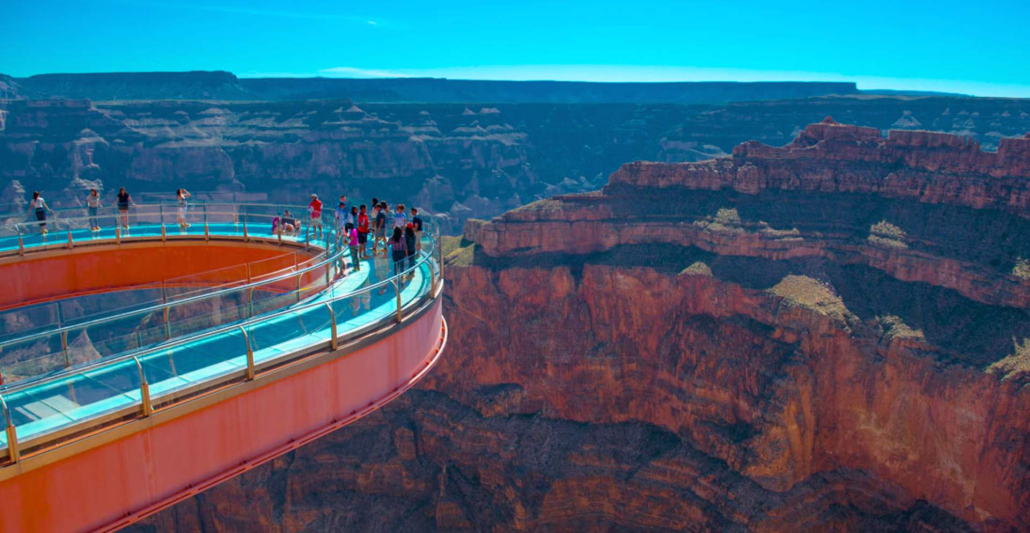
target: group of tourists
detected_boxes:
[25,188,426,279]
[304,193,425,277]
[26,187,137,234]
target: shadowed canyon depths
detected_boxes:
[125,120,1030,532]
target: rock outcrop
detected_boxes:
[131,122,1030,532]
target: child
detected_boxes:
[394,204,408,229]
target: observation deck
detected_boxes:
[0,203,446,532]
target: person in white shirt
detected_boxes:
[28,191,54,234]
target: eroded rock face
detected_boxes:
[4,98,1030,235]
[132,122,1030,532]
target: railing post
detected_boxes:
[116,226,121,244]
[159,203,164,226]
[163,307,171,340]
[243,217,248,242]
[247,288,254,318]
[393,279,402,323]
[204,221,209,241]
[161,223,166,242]
[61,330,70,368]
[67,229,73,249]
[325,303,338,350]
[133,356,153,417]
[239,326,255,380]
[17,232,24,256]
[1,395,19,464]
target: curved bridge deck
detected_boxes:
[0,204,446,532]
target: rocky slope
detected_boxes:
[3,97,1030,234]
[131,121,1030,532]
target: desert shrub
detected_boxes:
[1013,257,1030,280]
[988,338,1030,378]
[769,275,851,322]
[868,220,908,248]
[680,261,713,276]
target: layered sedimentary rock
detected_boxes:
[3,97,1030,234]
[133,122,1030,532]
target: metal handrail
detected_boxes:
[0,395,17,463]
[4,206,289,236]
[132,356,152,417]
[6,201,305,224]
[0,226,439,398]
[0,223,342,352]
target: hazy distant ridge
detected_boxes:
[3,70,859,104]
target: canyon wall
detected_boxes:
[3,97,1030,235]
[131,122,1030,532]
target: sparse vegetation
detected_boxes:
[757,222,802,240]
[868,220,908,249]
[441,236,476,267]
[987,338,1030,379]
[693,207,801,241]
[1013,257,1030,281]
[877,315,925,341]
[694,207,743,233]
[769,275,852,322]
[680,261,713,277]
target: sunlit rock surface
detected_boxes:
[130,122,1030,532]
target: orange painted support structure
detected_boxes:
[0,300,445,533]
[0,242,317,311]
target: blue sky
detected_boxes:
[4,0,1030,97]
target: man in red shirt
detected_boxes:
[357,204,370,259]
[308,193,324,239]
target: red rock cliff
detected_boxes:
[133,121,1030,533]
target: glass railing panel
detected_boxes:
[7,359,142,443]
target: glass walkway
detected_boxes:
[0,203,442,463]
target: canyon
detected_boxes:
[128,120,1030,532]
[3,95,1030,235]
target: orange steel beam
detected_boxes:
[0,301,445,533]
[0,242,318,312]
